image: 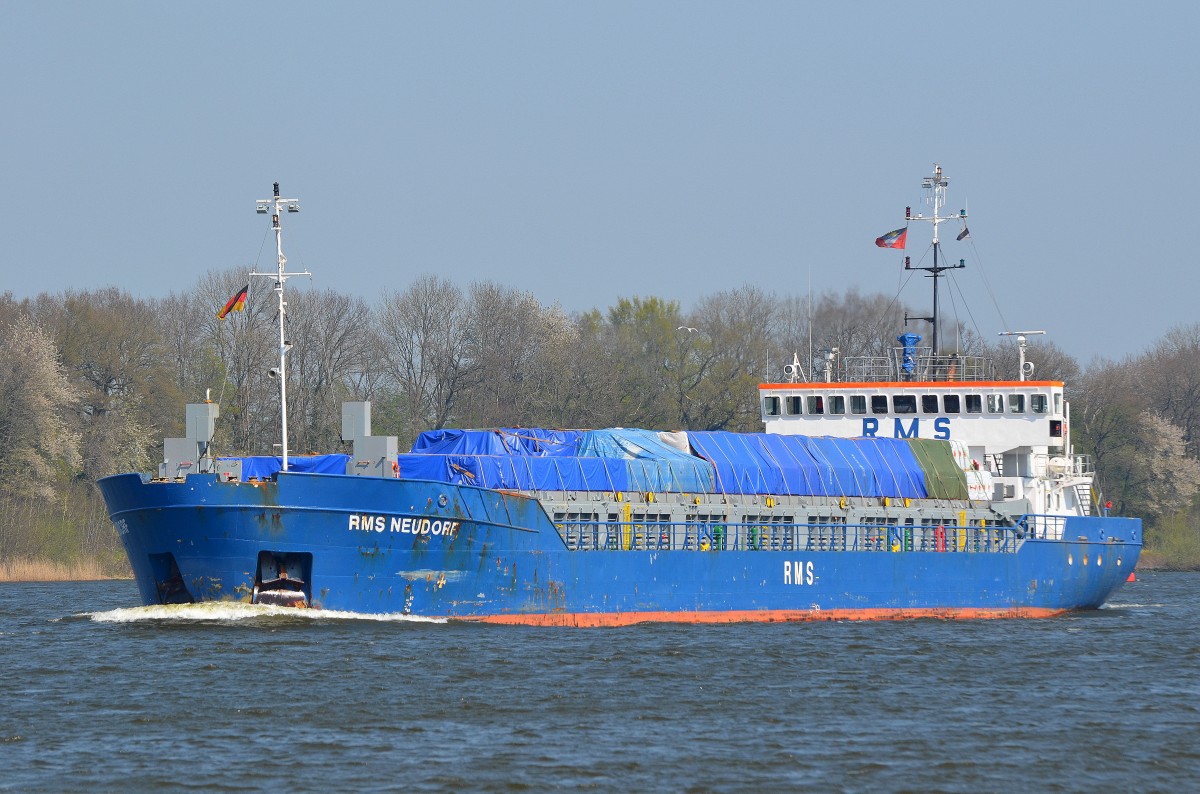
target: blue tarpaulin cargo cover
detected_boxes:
[408,427,715,492]
[682,431,789,494]
[222,454,351,480]
[576,429,715,492]
[411,428,582,457]
[397,454,631,491]
[685,433,927,498]
[220,431,934,498]
[854,437,928,498]
[403,427,936,497]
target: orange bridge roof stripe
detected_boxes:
[759,380,1064,390]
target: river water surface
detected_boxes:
[2,573,1198,792]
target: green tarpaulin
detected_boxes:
[905,438,969,500]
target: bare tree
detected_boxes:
[377,275,478,432]
[683,285,777,430]
[1139,323,1200,459]
[182,270,281,455]
[557,309,627,428]
[980,336,1080,385]
[813,288,913,361]
[283,288,374,452]
[461,283,578,428]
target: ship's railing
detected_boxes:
[840,350,995,382]
[1035,453,1095,479]
[1072,454,1095,478]
[553,519,1020,554]
[1016,514,1066,540]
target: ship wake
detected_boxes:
[83,602,446,624]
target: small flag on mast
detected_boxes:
[956,226,971,241]
[875,227,907,249]
[217,284,249,320]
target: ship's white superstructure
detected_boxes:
[760,164,1097,529]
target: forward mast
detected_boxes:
[251,182,310,472]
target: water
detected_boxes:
[2,574,1199,792]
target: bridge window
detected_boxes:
[807,396,824,415]
[871,396,889,414]
[965,394,982,413]
[1055,393,1063,414]
[764,396,780,416]
[1031,394,1048,414]
[921,394,939,413]
[987,394,1004,413]
[786,396,803,415]
[850,395,867,414]
[893,395,917,414]
[1009,394,1025,413]
[829,395,846,415]
[944,394,961,413]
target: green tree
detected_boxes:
[605,296,684,428]
[33,289,175,479]
[1071,361,1143,513]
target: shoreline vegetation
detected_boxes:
[2,286,1199,582]
[0,558,132,583]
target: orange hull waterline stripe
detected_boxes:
[455,607,1068,627]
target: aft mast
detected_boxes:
[251,182,310,472]
[904,164,966,356]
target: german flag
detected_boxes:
[217,284,249,320]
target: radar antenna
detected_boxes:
[998,330,1046,382]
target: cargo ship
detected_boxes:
[97,170,1141,625]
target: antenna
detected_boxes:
[904,163,966,355]
[251,182,311,472]
[807,264,813,385]
[998,330,1046,381]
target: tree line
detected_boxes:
[0,270,1197,571]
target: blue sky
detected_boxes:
[3,1,1196,363]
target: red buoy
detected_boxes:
[1126,572,1136,582]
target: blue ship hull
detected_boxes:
[98,471,1141,625]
